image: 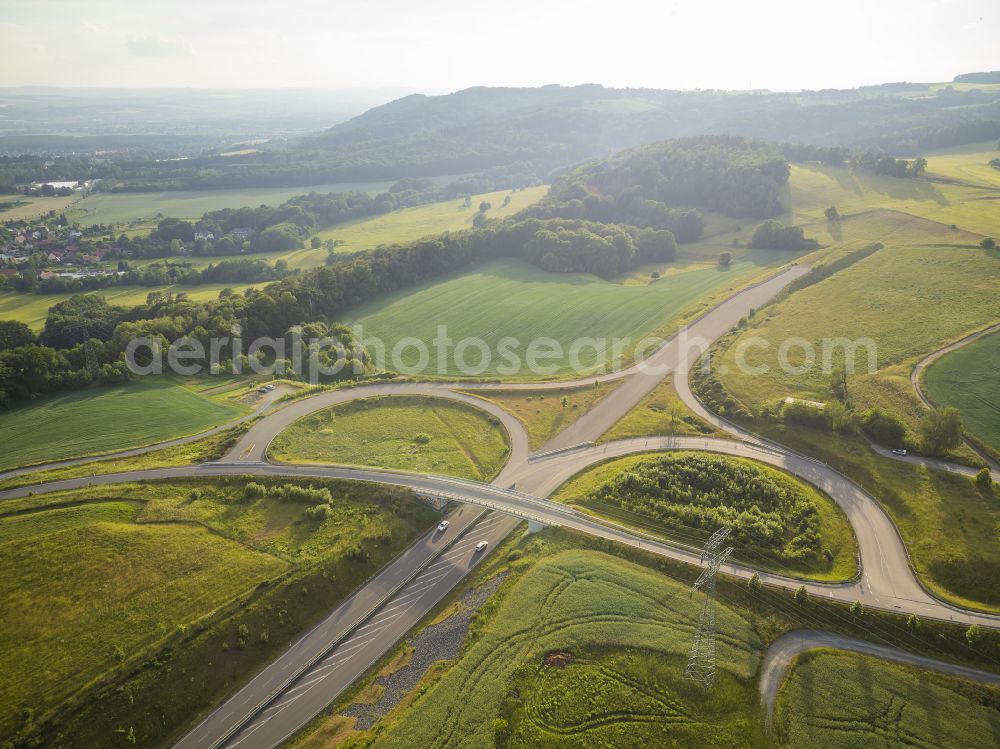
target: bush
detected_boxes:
[859,407,907,447]
[976,467,994,493]
[718,251,732,267]
[244,482,267,500]
[413,433,432,444]
[980,237,996,249]
[919,407,963,456]
[304,503,333,522]
[749,220,820,251]
[584,454,823,562]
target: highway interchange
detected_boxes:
[3,261,1000,748]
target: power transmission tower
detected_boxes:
[64,323,100,381]
[685,529,733,690]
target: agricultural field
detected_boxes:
[781,144,1000,238]
[464,382,619,450]
[715,241,1000,409]
[350,251,799,379]
[924,329,1000,456]
[552,452,858,581]
[775,650,1000,749]
[268,395,510,481]
[599,376,723,442]
[0,377,251,471]
[0,192,80,221]
[0,478,438,746]
[0,282,257,330]
[361,549,764,749]
[70,179,399,226]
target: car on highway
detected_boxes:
[892,448,907,456]
[436,520,450,532]
[475,540,489,552]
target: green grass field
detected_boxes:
[551,452,858,582]
[716,242,1000,407]
[924,329,1000,455]
[464,382,619,450]
[1,478,438,745]
[269,395,510,481]
[0,193,80,221]
[0,377,250,471]
[366,549,764,749]
[350,252,797,379]
[0,283,257,330]
[0,500,288,730]
[600,376,723,442]
[71,180,399,226]
[775,649,1000,749]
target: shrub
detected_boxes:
[859,407,907,447]
[976,467,994,493]
[244,482,267,500]
[413,433,432,444]
[980,237,996,249]
[966,623,982,646]
[794,585,808,604]
[305,503,333,522]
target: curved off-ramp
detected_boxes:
[759,629,1000,726]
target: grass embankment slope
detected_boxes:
[269,395,510,481]
[600,375,725,442]
[350,246,800,379]
[552,452,857,582]
[775,650,1000,749]
[705,151,1000,610]
[0,377,252,471]
[0,478,438,745]
[465,382,619,450]
[364,549,766,749]
[924,328,1000,458]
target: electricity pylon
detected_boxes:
[64,323,100,380]
[685,530,734,690]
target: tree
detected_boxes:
[976,467,994,493]
[0,320,36,351]
[859,407,907,447]
[906,613,920,632]
[910,157,928,176]
[830,364,848,401]
[748,572,762,593]
[850,600,863,618]
[794,585,808,604]
[919,407,963,456]
[980,237,996,249]
[966,623,982,647]
[478,201,492,212]
[310,236,322,249]
[824,206,841,221]
[718,251,732,268]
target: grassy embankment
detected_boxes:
[268,395,510,481]
[0,477,439,747]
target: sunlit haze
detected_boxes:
[2,0,998,91]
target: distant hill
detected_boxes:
[31,82,1000,192]
[954,71,1000,84]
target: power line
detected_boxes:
[685,536,733,690]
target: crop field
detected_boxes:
[350,253,797,379]
[0,282,257,330]
[71,179,399,226]
[783,145,1000,237]
[599,376,723,442]
[715,243,1000,407]
[924,329,1000,455]
[268,395,510,481]
[551,452,858,581]
[0,192,80,221]
[465,382,619,450]
[775,650,1000,749]
[0,377,250,471]
[0,478,437,745]
[366,549,764,749]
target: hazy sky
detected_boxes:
[2,0,998,91]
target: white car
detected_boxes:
[475,540,489,553]
[436,520,450,532]
[892,448,907,456]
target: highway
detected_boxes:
[4,260,1000,748]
